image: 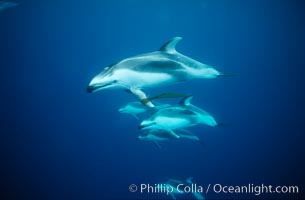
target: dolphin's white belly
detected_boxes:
[114,69,174,88]
[155,116,190,130]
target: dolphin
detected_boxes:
[87,37,224,107]
[0,1,18,12]
[137,129,200,148]
[139,96,217,138]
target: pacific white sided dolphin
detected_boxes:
[0,1,18,12]
[87,37,225,107]
[139,96,217,138]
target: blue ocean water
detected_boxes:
[1,0,304,199]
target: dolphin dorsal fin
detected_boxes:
[159,37,182,53]
[179,95,193,106]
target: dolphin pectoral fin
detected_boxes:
[130,88,155,108]
[131,114,139,120]
[141,98,151,105]
[168,130,180,139]
[159,37,182,53]
[152,141,162,149]
[180,134,200,141]
[140,98,155,108]
[176,129,200,141]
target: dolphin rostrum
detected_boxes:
[87,37,224,107]
[139,96,217,138]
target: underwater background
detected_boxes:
[1,0,305,199]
